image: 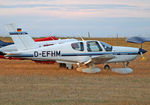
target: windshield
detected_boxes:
[100,41,112,51]
[87,41,102,52]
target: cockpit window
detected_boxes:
[87,41,102,52]
[100,41,112,51]
[71,42,84,51]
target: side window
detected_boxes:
[100,41,112,51]
[71,42,84,51]
[87,41,102,52]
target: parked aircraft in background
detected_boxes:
[0,28,147,74]
[126,36,150,49]
[126,36,150,44]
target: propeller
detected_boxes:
[140,52,145,60]
[138,48,147,60]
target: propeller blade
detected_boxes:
[140,52,143,57]
[138,49,147,61]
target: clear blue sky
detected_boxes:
[0,0,150,37]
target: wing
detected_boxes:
[56,54,114,65]
[85,54,114,64]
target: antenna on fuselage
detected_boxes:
[78,34,84,41]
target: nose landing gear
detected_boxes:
[104,62,132,74]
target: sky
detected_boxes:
[0,0,150,37]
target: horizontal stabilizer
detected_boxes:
[0,51,6,55]
[0,40,13,48]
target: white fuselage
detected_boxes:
[108,46,138,62]
[6,40,139,64]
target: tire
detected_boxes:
[104,65,111,70]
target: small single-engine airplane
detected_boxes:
[1,29,147,74]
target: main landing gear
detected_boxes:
[59,63,74,70]
[103,62,130,70]
[77,63,101,73]
[123,62,130,68]
[104,64,111,70]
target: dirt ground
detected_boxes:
[0,38,150,105]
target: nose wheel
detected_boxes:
[104,65,111,70]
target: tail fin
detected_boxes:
[9,29,38,51]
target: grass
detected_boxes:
[0,37,150,105]
[0,75,150,105]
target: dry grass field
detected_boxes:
[0,37,150,105]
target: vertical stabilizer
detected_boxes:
[9,29,38,51]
